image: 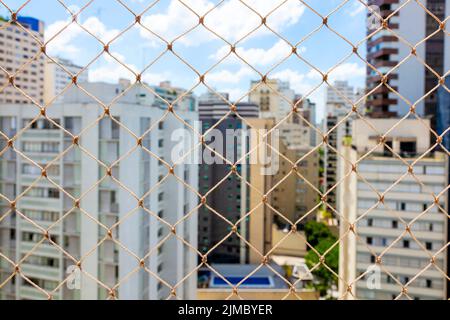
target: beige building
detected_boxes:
[245,118,319,264]
[272,144,319,224]
[338,118,448,300]
[0,16,45,105]
[246,118,276,264]
[249,79,294,121]
[270,225,307,257]
[280,122,311,148]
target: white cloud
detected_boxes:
[46,16,120,57]
[88,52,169,85]
[346,2,367,17]
[219,87,247,102]
[328,62,366,81]
[271,69,315,95]
[205,66,255,85]
[210,40,306,67]
[140,0,305,46]
[88,52,136,83]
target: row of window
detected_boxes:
[22,186,60,199]
[22,163,60,176]
[361,218,443,232]
[358,199,442,213]
[22,209,60,222]
[22,141,59,153]
[359,274,443,290]
[359,254,443,269]
[365,236,437,251]
[23,118,61,130]
[0,117,81,134]
[22,231,58,244]
[21,254,59,268]
[23,278,58,291]
[359,163,446,175]
[358,181,444,194]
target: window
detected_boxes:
[392,221,398,229]
[48,188,60,199]
[367,237,373,245]
[426,242,432,250]
[384,140,393,156]
[400,141,416,154]
[403,240,410,248]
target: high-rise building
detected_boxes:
[324,81,355,213]
[437,78,450,151]
[437,16,450,296]
[0,16,45,105]
[338,118,448,300]
[198,97,259,264]
[294,95,317,146]
[250,80,320,225]
[0,81,198,300]
[249,80,315,147]
[153,81,197,112]
[326,81,355,110]
[198,91,230,104]
[249,79,294,121]
[272,143,319,224]
[44,57,88,104]
[366,0,449,120]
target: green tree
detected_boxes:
[304,220,333,248]
[305,236,339,297]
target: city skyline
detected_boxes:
[0,0,449,302]
[1,0,370,123]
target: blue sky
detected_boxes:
[2,0,369,121]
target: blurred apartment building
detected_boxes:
[0,81,199,300]
[338,118,448,299]
[294,94,318,146]
[364,0,450,298]
[437,3,450,296]
[44,57,88,104]
[249,79,320,225]
[323,80,356,214]
[366,0,448,123]
[249,79,295,121]
[197,88,317,265]
[197,94,259,263]
[153,81,196,112]
[0,16,45,105]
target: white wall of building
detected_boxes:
[0,82,199,300]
